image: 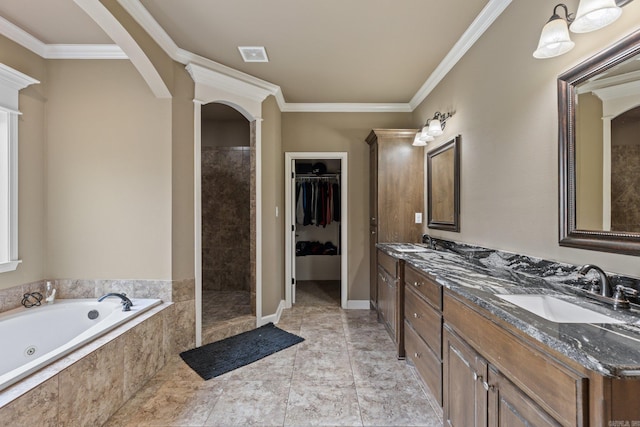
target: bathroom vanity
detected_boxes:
[377,241,640,426]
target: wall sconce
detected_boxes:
[413,111,454,146]
[533,1,624,59]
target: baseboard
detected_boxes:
[259,299,286,326]
[346,300,370,310]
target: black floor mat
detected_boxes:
[179,322,304,380]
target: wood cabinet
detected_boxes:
[376,249,404,358]
[367,129,423,310]
[404,264,443,405]
[444,290,588,426]
[443,325,560,427]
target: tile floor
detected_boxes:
[104,281,444,426]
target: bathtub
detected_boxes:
[0,297,162,392]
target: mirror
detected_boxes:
[559,28,640,254]
[427,135,460,232]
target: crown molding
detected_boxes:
[45,44,127,59]
[186,63,273,103]
[279,103,412,113]
[0,15,126,59]
[409,0,513,110]
[2,0,511,110]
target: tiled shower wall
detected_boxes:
[202,146,251,293]
[611,144,640,233]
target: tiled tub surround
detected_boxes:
[379,239,640,377]
[0,278,196,426]
[0,298,162,392]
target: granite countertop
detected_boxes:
[377,241,640,378]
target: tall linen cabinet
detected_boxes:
[366,129,424,353]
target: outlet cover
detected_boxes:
[415,213,422,224]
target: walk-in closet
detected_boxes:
[292,158,342,305]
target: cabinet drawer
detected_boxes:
[377,249,397,276]
[405,319,442,406]
[405,285,442,357]
[405,265,441,310]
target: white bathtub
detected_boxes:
[0,297,161,392]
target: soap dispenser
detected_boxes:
[45,281,56,304]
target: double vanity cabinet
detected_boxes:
[374,244,640,426]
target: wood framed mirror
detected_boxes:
[559,28,640,255]
[427,135,460,232]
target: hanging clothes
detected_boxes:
[295,177,340,227]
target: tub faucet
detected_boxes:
[577,264,612,298]
[98,293,133,311]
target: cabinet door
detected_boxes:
[487,366,560,427]
[369,142,378,308]
[444,327,488,427]
[377,265,396,338]
[377,266,387,322]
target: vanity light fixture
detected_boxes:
[412,133,431,146]
[413,111,454,146]
[533,1,623,59]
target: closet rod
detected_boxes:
[295,174,340,179]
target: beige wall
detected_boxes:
[282,112,412,301]
[0,36,47,290]
[45,60,172,280]
[576,92,604,230]
[262,96,284,314]
[412,0,640,277]
[170,62,195,281]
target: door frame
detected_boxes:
[284,152,348,309]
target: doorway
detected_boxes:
[285,152,348,309]
[199,102,256,344]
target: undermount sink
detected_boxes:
[495,294,625,324]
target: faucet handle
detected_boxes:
[612,285,633,310]
[616,285,638,297]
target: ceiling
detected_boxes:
[0,0,499,106]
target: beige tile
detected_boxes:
[285,381,362,426]
[168,300,196,353]
[204,380,290,426]
[104,378,223,427]
[293,349,353,384]
[58,338,125,426]
[350,347,416,386]
[104,281,442,427]
[0,377,58,426]
[356,381,442,426]
[171,278,195,303]
[123,311,165,400]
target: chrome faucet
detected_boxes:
[577,264,612,298]
[98,292,133,311]
[424,234,435,250]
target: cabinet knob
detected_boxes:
[482,381,495,392]
[413,281,422,287]
[371,217,376,222]
[371,230,376,235]
[413,312,420,319]
[414,352,421,359]
[473,372,482,382]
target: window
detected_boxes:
[0,63,39,272]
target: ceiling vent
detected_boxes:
[238,46,269,62]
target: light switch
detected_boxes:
[415,212,422,224]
